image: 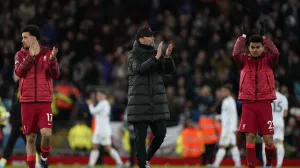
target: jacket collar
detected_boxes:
[248,52,267,59]
[133,40,155,52]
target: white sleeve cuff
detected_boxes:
[242,34,246,38]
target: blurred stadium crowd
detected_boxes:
[0,0,300,159]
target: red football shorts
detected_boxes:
[21,103,53,134]
[238,102,274,136]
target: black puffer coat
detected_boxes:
[127,41,175,123]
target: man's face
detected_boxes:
[221,88,230,98]
[139,36,155,47]
[22,32,34,49]
[249,42,264,57]
[96,92,106,101]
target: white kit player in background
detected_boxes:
[86,90,123,168]
[209,84,241,168]
[262,81,288,168]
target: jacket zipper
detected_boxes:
[34,59,37,102]
[150,73,154,122]
[255,59,258,100]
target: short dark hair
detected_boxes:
[249,35,263,44]
[22,25,40,40]
[95,88,108,95]
[222,83,233,92]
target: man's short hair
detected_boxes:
[95,88,108,95]
[22,25,40,40]
[222,83,233,92]
[249,35,263,44]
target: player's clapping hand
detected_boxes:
[155,42,163,60]
[86,99,93,105]
[242,23,248,36]
[50,47,58,60]
[29,41,36,56]
[165,44,173,56]
[29,41,40,57]
[259,21,267,39]
[259,21,265,36]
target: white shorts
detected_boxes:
[219,131,236,146]
[273,125,284,141]
[92,132,112,146]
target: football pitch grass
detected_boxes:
[4,166,299,168]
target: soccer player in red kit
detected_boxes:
[14,25,60,168]
[232,21,279,168]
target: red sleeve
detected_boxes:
[48,57,60,79]
[263,37,280,68]
[232,36,247,68]
[14,52,34,77]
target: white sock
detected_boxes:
[88,150,99,166]
[0,158,7,166]
[213,148,226,166]
[262,143,266,167]
[231,146,241,167]
[41,156,47,161]
[276,143,285,167]
[109,148,123,165]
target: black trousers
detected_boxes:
[2,122,41,160]
[129,137,135,168]
[133,120,166,168]
[202,143,216,165]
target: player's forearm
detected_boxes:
[15,55,34,77]
[232,36,246,67]
[263,37,280,58]
[232,36,246,58]
[88,104,104,114]
[88,106,98,115]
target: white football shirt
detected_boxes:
[88,100,112,134]
[221,95,238,133]
[272,91,288,127]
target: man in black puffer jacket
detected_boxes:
[127,26,175,168]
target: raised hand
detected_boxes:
[50,47,58,60]
[86,99,93,105]
[155,41,163,60]
[242,23,248,36]
[259,21,265,37]
[29,40,40,56]
[165,44,173,56]
[29,41,35,56]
